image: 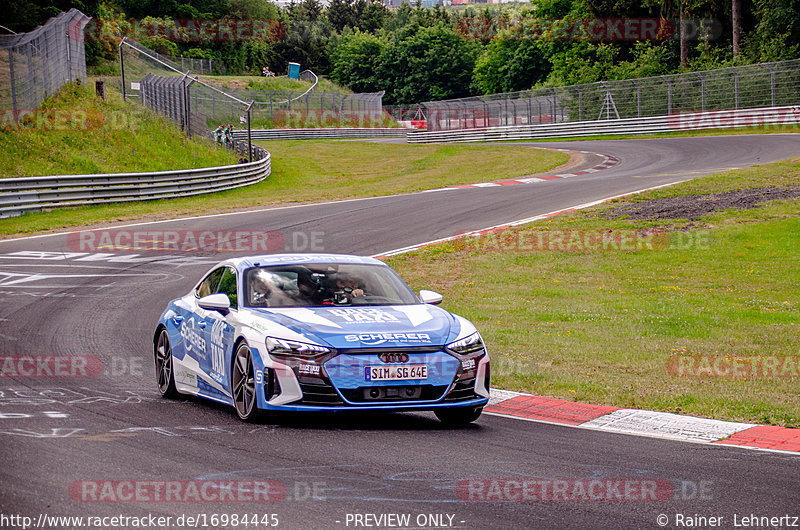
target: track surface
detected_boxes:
[1,135,799,529]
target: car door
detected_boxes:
[197,266,238,400]
[174,267,225,394]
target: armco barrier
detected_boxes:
[241,128,408,141]
[407,106,800,144]
[0,149,270,218]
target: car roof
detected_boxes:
[228,253,386,270]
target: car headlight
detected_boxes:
[446,332,485,356]
[266,337,330,359]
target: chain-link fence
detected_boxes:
[0,8,91,120]
[423,59,800,131]
[119,37,388,130]
[209,72,387,129]
[119,37,261,160]
[178,55,225,75]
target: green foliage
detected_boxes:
[379,24,481,104]
[329,30,386,93]
[746,0,800,61]
[473,31,548,94]
[15,0,800,103]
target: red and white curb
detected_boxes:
[429,150,620,191]
[486,390,800,454]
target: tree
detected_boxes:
[379,23,481,104]
[329,29,386,92]
[473,32,548,94]
[732,0,741,60]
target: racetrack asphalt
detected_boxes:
[0,134,798,529]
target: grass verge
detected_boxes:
[386,157,800,427]
[198,74,348,93]
[0,139,568,237]
[0,82,237,178]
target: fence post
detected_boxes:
[119,41,126,101]
[183,75,193,135]
[727,68,739,109]
[575,87,583,121]
[632,80,641,118]
[8,48,18,120]
[697,72,706,111]
[246,101,254,162]
[26,45,36,108]
[662,76,672,114]
[763,64,776,107]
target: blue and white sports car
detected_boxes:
[153,254,490,424]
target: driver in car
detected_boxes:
[330,273,366,304]
[250,271,273,306]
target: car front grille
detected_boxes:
[339,384,448,403]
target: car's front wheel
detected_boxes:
[154,328,178,398]
[434,405,483,425]
[232,342,259,422]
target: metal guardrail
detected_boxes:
[407,106,800,143]
[241,128,408,140]
[0,151,271,218]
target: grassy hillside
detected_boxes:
[0,82,237,178]
[198,74,350,93]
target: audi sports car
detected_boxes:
[153,254,490,424]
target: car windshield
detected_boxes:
[244,263,419,308]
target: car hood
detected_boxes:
[246,304,461,349]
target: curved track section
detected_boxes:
[1,135,798,528]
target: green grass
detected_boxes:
[386,158,800,427]
[0,138,567,237]
[198,74,348,94]
[0,82,237,178]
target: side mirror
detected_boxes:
[198,293,231,314]
[419,289,443,305]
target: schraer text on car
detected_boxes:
[153,254,490,424]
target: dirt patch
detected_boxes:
[605,186,800,220]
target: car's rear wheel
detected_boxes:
[435,405,483,425]
[154,328,178,398]
[232,342,259,421]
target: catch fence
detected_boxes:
[423,59,800,131]
[1,9,91,120]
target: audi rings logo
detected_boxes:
[379,353,409,363]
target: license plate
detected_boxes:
[365,364,428,381]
